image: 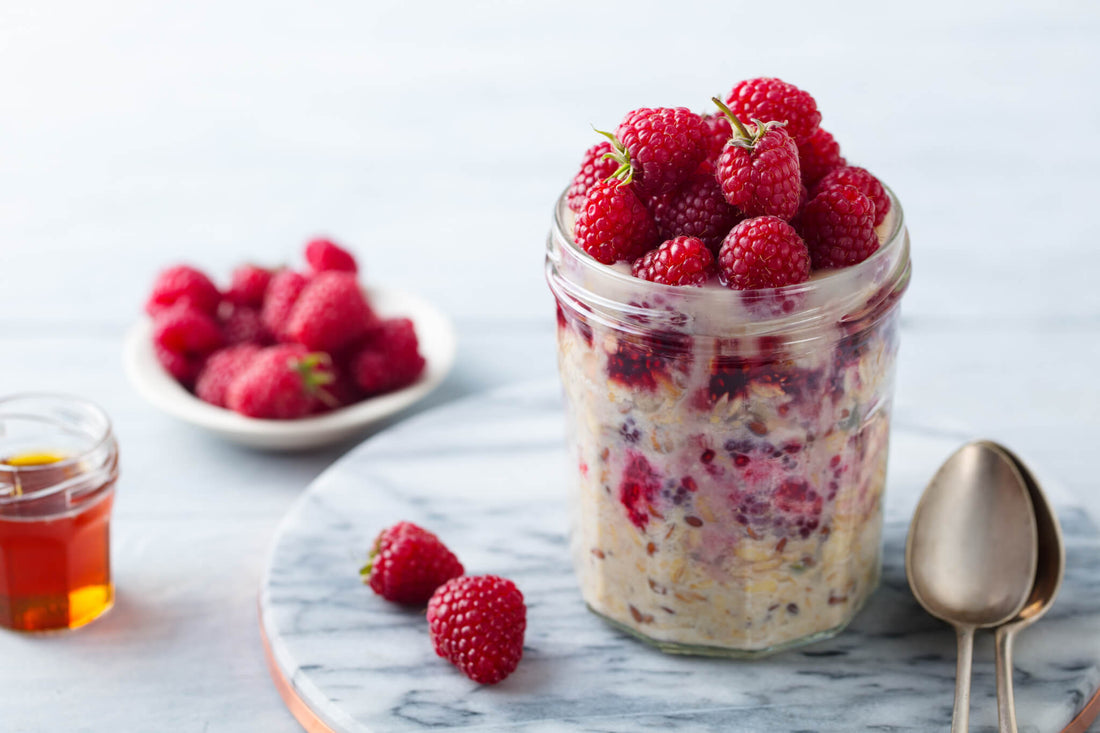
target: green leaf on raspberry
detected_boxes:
[290,352,338,408]
[592,127,634,185]
[711,98,786,151]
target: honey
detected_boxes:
[0,451,116,631]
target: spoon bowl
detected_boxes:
[906,440,1039,732]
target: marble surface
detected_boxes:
[2,1,1099,730]
[262,382,1100,733]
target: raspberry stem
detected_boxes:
[359,538,381,579]
[592,127,634,185]
[712,97,752,141]
[711,98,787,151]
[291,352,339,409]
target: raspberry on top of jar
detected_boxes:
[567,79,893,290]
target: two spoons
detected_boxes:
[906,440,1064,732]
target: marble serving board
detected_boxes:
[260,382,1100,733]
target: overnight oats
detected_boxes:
[545,78,911,656]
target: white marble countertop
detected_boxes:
[1,1,1098,730]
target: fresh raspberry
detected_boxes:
[316,365,362,412]
[427,575,526,685]
[152,303,224,367]
[724,77,821,144]
[648,173,741,252]
[566,141,619,213]
[813,166,890,226]
[612,107,708,195]
[220,306,270,346]
[697,112,732,174]
[305,238,358,274]
[796,182,810,218]
[286,272,377,352]
[154,343,202,386]
[718,216,811,290]
[797,127,845,187]
[350,318,426,395]
[145,265,221,316]
[713,100,801,220]
[225,264,272,308]
[261,270,308,341]
[360,522,464,605]
[574,178,659,264]
[631,236,714,286]
[799,185,879,269]
[225,344,334,419]
[195,344,261,408]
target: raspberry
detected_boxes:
[799,185,879,269]
[220,306,270,346]
[619,452,662,529]
[648,173,741,252]
[427,575,526,685]
[225,344,334,419]
[813,166,890,226]
[261,270,308,341]
[713,100,801,220]
[360,522,464,605]
[612,107,708,195]
[305,238,358,274]
[154,343,202,386]
[152,303,224,369]
[195,344,261,408]
[566,141,619,213]
[286,272,377,352]
[318,365,362,412]
[724,77,821,144]
[631,236,714,286]
[797,127,845,187]
[350,318,426,395]
[225,265,272,308]
[773,479,824,522]
[574,178,659,265]
[145,265,221,316]
[718,216,811,290]
[697,112,732,174]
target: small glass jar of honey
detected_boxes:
[0,395,119,632]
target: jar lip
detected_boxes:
[0,393,115,477]
[551,183,907,298]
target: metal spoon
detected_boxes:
[906,441,1039,733]
[990,443,1065,733]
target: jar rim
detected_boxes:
[551,184,907,299]
[0,393,115,487]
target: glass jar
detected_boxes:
[0,395,120,632]
[546,191,911,657]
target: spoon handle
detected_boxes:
[996,625,1019,733]
[952,625,975,733]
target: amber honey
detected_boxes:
[0,451,116,631]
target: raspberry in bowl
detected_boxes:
[546,80,911,657]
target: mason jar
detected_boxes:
[546,190,911,656]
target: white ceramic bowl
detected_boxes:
[123,286,456,450]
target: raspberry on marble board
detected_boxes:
[427,575,526,685]
[360,521,464,605]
